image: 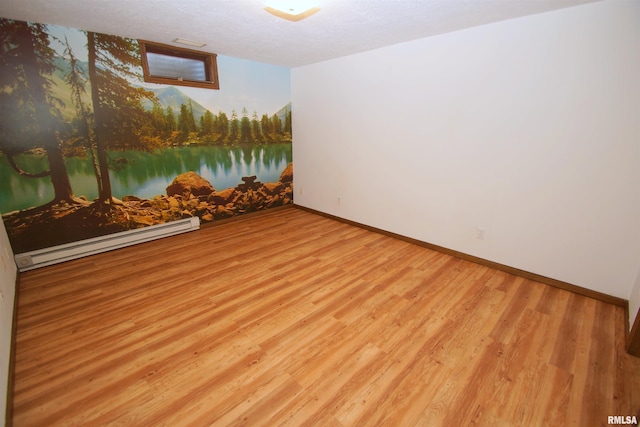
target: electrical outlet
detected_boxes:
[476,227,486,240]
[337,196,342,205]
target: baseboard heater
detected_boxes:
[14,217,200,272]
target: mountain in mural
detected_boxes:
[53,55,86,78]
[275,102,292,123]
[50,56,207,121]
[145,86,208,121]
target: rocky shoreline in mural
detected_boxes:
[2,163,293,254]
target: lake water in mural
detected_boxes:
[0,143,292,213]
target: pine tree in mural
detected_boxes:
[187,100,197,134]
[271,113,283,137]
[86,31,154,204]
[200,110,215,143]
[251,111,262,141]
[284,108,292,135]
[229,110,239,142]
[166,106,177,133]
[261,114,273,141]
[216,111,229,142]
[178,103,192,141]
[63,36,105,196]
[0,19,77,206]
[240,107,252,143]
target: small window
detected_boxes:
[139,41,219,89]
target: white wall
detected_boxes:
[0,217,17,426]
[292,1,640,302]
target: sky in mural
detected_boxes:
[48,25,291,117]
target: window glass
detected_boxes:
[140,41,219,90]
[146,52,207,82]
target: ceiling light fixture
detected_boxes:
[173,38,207,48]
[264,0,320,22]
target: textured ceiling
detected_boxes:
[0,0,597,67]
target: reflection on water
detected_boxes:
[0,144,292,213]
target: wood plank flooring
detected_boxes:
[11,207,640,426]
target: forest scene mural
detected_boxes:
[0,18,293,254]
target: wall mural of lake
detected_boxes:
[0,19,293,254]
[0,144,292,213]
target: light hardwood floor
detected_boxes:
[11,207,640,426]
